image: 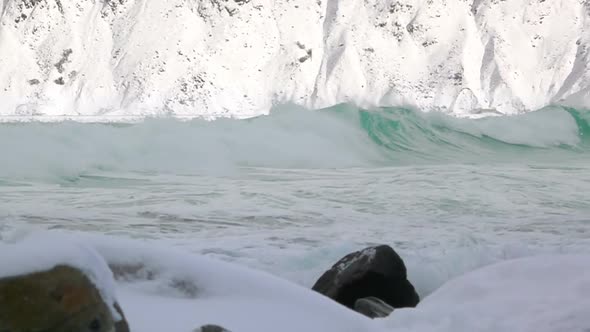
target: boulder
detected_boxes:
[312,245,419,311]
[354,296,394,318]
[0,265,129,332]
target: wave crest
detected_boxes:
[0,105,588,181]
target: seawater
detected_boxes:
[1,104,589,296]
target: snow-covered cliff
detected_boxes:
[0,0,589,119]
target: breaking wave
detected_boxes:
[0,105,588,180]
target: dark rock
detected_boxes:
[0,265,129,332]
[54,77,65,85]
[22,0,42,10]
[195,324,231,332]
[354,296,394,318]
[312,245,419,310]
[114,302,130,332]
[55,0,64,14]
[54,48,73,74]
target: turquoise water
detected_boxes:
[359,106,589,163]
[0,105,589,295]
[0,105,588,182]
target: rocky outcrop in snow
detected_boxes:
[0,0,589,120]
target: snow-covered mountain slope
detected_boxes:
[0,0,589,119]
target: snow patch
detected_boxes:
[381,254,590,332]
[335,247,377,272]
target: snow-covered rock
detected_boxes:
[0,0,588,120]
[0,234,120,314]
[0,236,129,331]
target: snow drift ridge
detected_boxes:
[0,0,589,119]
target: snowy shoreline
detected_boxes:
[2,230,589,332]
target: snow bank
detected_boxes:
[92,235,379,332]
[0,0,589,120]
[3,230,590,332]
[382,254,590,332]
[5,231,376,332]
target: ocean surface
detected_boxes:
[1,104,589,297]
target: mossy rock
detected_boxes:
[0,265,129,332]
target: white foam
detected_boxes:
[0,0,588,120]
[427,106,582,147]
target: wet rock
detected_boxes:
[312,245,419,310]
[194,324,231,332]
[114,302,130,332]
[0,265,129,332]
[354,296,394,318]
